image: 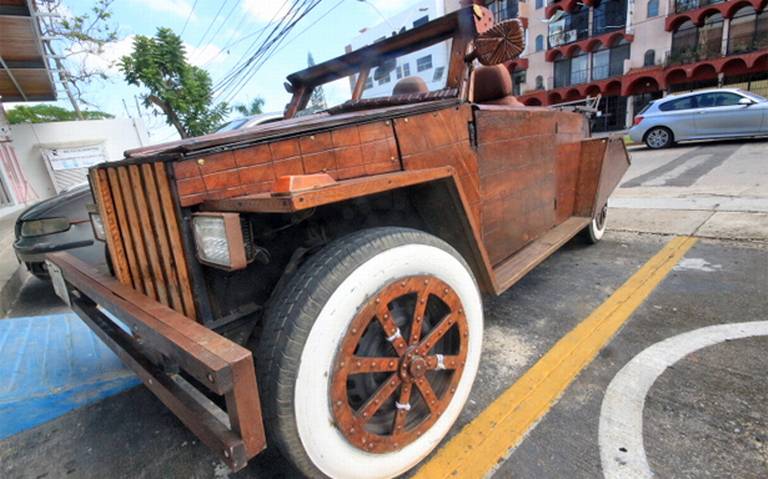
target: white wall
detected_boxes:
[10,117,148,201]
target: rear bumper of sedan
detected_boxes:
[628,125,647,144]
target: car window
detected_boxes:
[696,92,744,108]
[658,96,697,112]
[742,91,766,102]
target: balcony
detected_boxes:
[728,31,768,55]
[674,0,724,14]
[665,43,723,66]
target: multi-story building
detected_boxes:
[516,0,768,131]
[348,0,766,132]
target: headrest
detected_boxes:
[473,65,513,103]
[393,76,429,95]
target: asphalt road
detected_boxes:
[1,140,767,478]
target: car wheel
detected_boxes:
[582,204,607,244]
[644,127,673,149]
[256,227,483,479]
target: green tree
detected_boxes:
[234,97,265,116]
[7,105,113,124]
[120,28,228,138]
[37,0,118,119]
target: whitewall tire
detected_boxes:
[256,227,484,479]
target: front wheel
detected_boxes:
[256,227,484,479]
[644,126,673,149]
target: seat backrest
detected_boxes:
[472,65,524,107]
[393,76,429,95]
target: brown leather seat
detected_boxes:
[393,76,429,95]
[472,65,524,107]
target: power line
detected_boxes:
[180,0,199,36]
[214,0,325,104]
[194,0,230,51]
[192,0,243,62]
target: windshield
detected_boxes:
[217,118,249,132]
[296,42,452,115]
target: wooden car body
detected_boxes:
[46,5,629,472]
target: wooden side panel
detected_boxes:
[174,122,400,207]
[473,107,589,266]
[395,104,481,221]
[574,138,608,217]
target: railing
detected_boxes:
[727,31,768,55]
[674,0,723,14]
[551,67,590,88]
[548,27,590,48]
[665,43,722,66]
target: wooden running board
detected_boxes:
[493,217,591,293]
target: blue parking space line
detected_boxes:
[0,314,139,440]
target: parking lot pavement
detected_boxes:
[2,231,766,479]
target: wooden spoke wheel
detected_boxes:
[256,228,483,478]
[331,275,468,453]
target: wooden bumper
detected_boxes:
[46,252,266,471]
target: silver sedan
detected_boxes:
[629,88,768,149]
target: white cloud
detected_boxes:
[132,0,196,20]
[68,35,222,79]
[242,0,292,22]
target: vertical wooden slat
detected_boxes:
[90,169,132,286]
[127,165,169,307]
[141,163,183,312]
[116,166,158,301]
[154,162,197,319]
[106,168,144,292]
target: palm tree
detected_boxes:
[234,97,265,116]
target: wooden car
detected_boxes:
[47,6,629,478]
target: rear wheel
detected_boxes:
[256,227,483,479]
[582,204,607,244]
[644,126,673,149]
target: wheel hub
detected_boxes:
[329,275,468,453]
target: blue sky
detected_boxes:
[45,0,420,141]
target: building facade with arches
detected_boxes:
[512,0,768,131]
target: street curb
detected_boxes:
[0,264,30,318]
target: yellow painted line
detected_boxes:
[415,235,698,479]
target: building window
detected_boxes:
[727,6,767,55]
[416,55,432,72]
[536,0,544,9]
[608,39,630,76]
[413,15,429,28]
[670,19,699,64]
[377,72,391,85]
[402,62,411,77]
[549,5,589,47]
[486,0,517,21]
[554,57,570,88]
[535,75,544,89]
[592,48,610,80]
[644,49,656,66]
[699,12,723,59]
[570,49,588,85]
[647,0,659,18]
[433,66,445,82]
[512,70,526,96]
[592,0,627,37]
[396,65,403,79]
[364,77,373,90]
[535,34,544,52]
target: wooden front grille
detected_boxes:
[90,162,197,319]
